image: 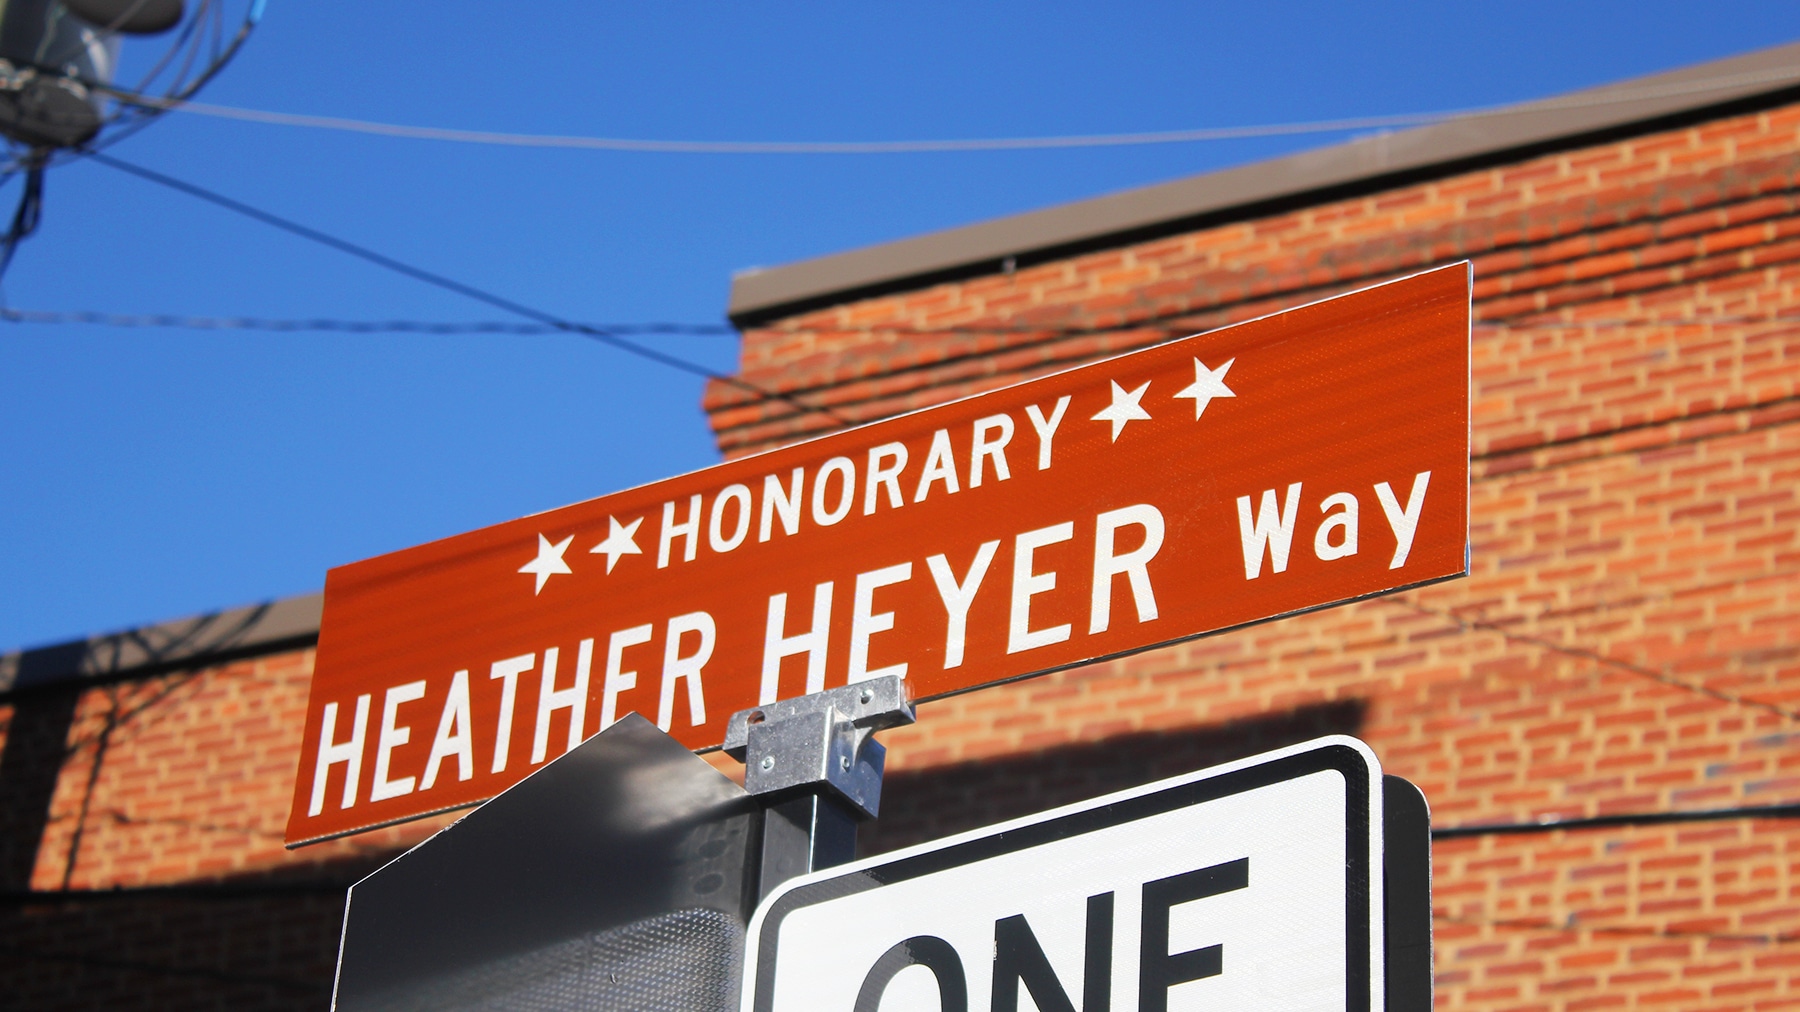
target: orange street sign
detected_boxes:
[287,264,1471,845]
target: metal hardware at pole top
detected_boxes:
[725,675,916,899]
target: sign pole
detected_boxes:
[756,795,858,901]
[1383,775,1433,1011]
[722,674,915,898]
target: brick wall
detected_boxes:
[707,102,1800,1008]
[0,653,450,1008]
[5,98,1800,1011]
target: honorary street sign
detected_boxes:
[287,264,1470,845]
[744,736,1388,1011]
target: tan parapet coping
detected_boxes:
[727,39,1800,326]
[0,592,322,696]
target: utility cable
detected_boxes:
[1386,596,1800,724]
[1433,800,1800,839]
[122,64,1800,155]
[0,160,45,288]
[0,308,736,335]
[5,308,1797,338]
[29,156,1800,414]
[84,152,848,423]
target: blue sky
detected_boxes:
[3,1,1799,652]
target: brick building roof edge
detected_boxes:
[9,46,1798,699]
[0,592,322,697]
[726,38,1800,326]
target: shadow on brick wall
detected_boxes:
[0,700,1365,1009]
[0,852,403,1011]
[862,698,1369,855]
[0,642,90,892]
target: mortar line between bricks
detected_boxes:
[1473,395,1800,479]
[766,315,1800,336]
[75,806,307,843]
[1432,911,1800,946]
[731,305,1800,410]
[36,806,284,840]
[741,175,1800,352]
[0,942,334,993]
[724,193,1800,410]
[721,310,1800,445]
[1475,390,1800,461]
[0,882,353,902]
[1376,565,1800,651]
[39,804,432,851]
[100,806,288,840]
[1499,562,1800,627]
[59,670,204,758]
[58,688,120,890]
[1383,597,1800,723]
[739,378,1800,474]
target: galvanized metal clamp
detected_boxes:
[724,675,916,897]
[723,674,915,818]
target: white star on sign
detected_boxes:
[1091,379,1152,442]
[1173,357,1236,419]
[518,533,574,595]
[588,516,644,574]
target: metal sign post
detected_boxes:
[721,674,916,899]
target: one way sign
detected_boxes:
[742,737,1428,1011]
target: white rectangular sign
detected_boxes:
[742,736,1384,1012]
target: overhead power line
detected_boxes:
[1388,596,1800,724]
[0,308,736,335]
[1433,800,1800,840]
[85,152,845,423]
[7,308,1799,338]
[125,65,1800,155]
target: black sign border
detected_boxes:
[749,740,1376,1011]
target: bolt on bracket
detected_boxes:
[723,675,915,819]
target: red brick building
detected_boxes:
[7,41,1800,1009]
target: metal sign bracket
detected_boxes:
[724,675,915,899]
